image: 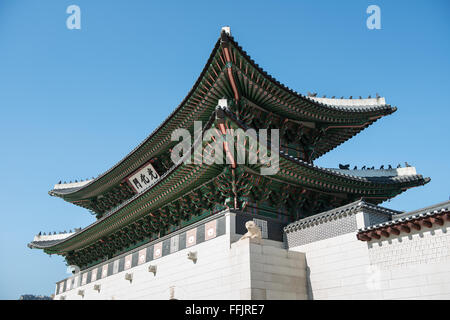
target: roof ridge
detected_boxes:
[223,33,396,113]
[394,200,450,219]
[284,199,400,232]
[358,200,450,234]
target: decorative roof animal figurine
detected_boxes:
[239,221,262,244]
[339,164,350,170]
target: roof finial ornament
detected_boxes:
[405,162,411,167]
[221,26,231,36]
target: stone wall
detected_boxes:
[54,203,450,300]
[54,211,307,300]
[289,214,450,299]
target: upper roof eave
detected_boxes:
[47,37,223,200]
[49,30,397,201]
[224,34,397,116]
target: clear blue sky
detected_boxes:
[0,0,449,299]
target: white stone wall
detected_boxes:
[290,219,450,300]
[54,206,450,300]
[58,234,239,300]
[55,223,307,300]
[248,241,307,300]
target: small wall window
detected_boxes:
[253,218,268,239]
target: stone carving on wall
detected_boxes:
[239,221,262,244]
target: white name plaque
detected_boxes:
[127,162,161,193]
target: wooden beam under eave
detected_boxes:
[400,224,411,233]
[408,221,421,231]
[357,233,371,241]
[387,227,400,235]
[430,217,444,226]
[421,219,432,228]
[378,229,390,238]
[370,231,381,239]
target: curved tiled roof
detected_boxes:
[28,239,69,249]
[284,199,400,233]
[48,37,224,199]
[279,150,429,185]
[28,231,77,249]
[358,200,450,233]
[49,30,397,202]
[225,34,396,116]
[306,96,388,109]
[393,200,450,219]
[225,109,430,189]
